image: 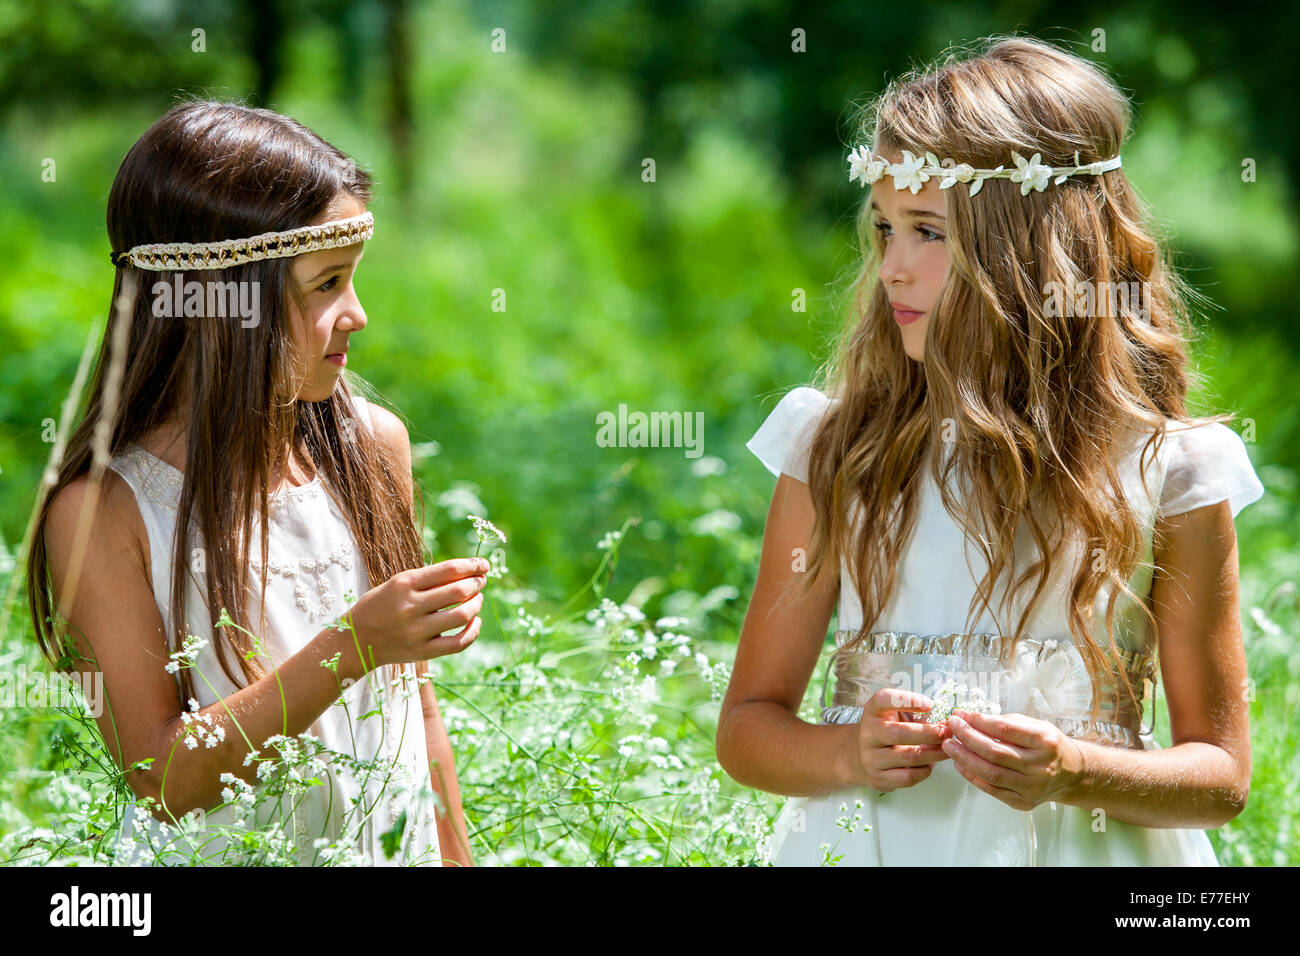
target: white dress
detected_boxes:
[745,386,1266,866]
[107,395,442,865]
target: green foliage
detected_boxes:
[0,524,784,866]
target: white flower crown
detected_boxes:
[110,211,374,271]
[848,145,1122,197]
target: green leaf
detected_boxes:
[380,810,408,860]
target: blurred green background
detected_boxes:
[1,0,1297,864]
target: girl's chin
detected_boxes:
[296,383,337,403]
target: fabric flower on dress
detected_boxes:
[1003,639,1094,721]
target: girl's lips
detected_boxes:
[326,352,346,366]
[893,309,924,326]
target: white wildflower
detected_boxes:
[467,513,507,545]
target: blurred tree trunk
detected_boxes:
[241,0,286,106]
[382,0,414,195]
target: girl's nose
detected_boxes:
[879,244,910,286]
[341,293,367,331]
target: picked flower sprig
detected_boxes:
[467,514,507,558]
[922,679,1001,724]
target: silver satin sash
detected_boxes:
[820,631,1156,749]
[818,630,1157,865]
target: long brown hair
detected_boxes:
[27,100,426,706]
[797,36,1231,727]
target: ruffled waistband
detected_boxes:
[820,630,1155,750]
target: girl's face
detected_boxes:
[288,192,369,402]
[870,152,950,362]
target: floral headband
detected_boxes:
[848,146,1122,197]
[109,211,374,271]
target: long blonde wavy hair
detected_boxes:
[797,36,1232,729]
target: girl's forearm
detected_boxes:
[717,699,856,797]
[417,671,472,866]
[428,732,472,867]
[136,624,370,823]
[1058,738,1248,830]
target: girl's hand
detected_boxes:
[345,557,490,670]
[844,688,952,792]
[942,709,1083,811]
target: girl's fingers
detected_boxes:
[878,743,949,770]
[953,710,1044,750]
[864,687,933,717]
[947,714,1031,769]
[876,764,934,789]
[426,615,482,657]
[416,574,487,614]
[407,559,490,591]
[943,735,1027,789]
[877,719,948,747]
[425,592,484,637]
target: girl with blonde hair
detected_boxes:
[718,36,1263,865]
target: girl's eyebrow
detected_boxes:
[869,200,946,222]
[304,249,364,283]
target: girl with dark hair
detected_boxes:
[28,100,485,865]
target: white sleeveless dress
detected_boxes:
[745,386,1266,866]
[107,396,443,865]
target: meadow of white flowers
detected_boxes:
[0,516,790,866]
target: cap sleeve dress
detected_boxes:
[106,394,443,865]
[743,387,1264,866]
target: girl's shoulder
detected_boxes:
[745,386,836,484]
[349,393,410,457]
[1154,418,1264,520]
[744,392,1266,523]
[350,393,375,432]
[44,467,153,595]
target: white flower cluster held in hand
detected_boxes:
[923,677,1001,723]
[467,513,507,545]
[848,144,1122,197]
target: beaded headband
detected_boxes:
[848,146,1122,197]
[109,211,374,271]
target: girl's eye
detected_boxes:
[873,221,945,243]
[316,275,340,293]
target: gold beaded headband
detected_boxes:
[109,211,374,271]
